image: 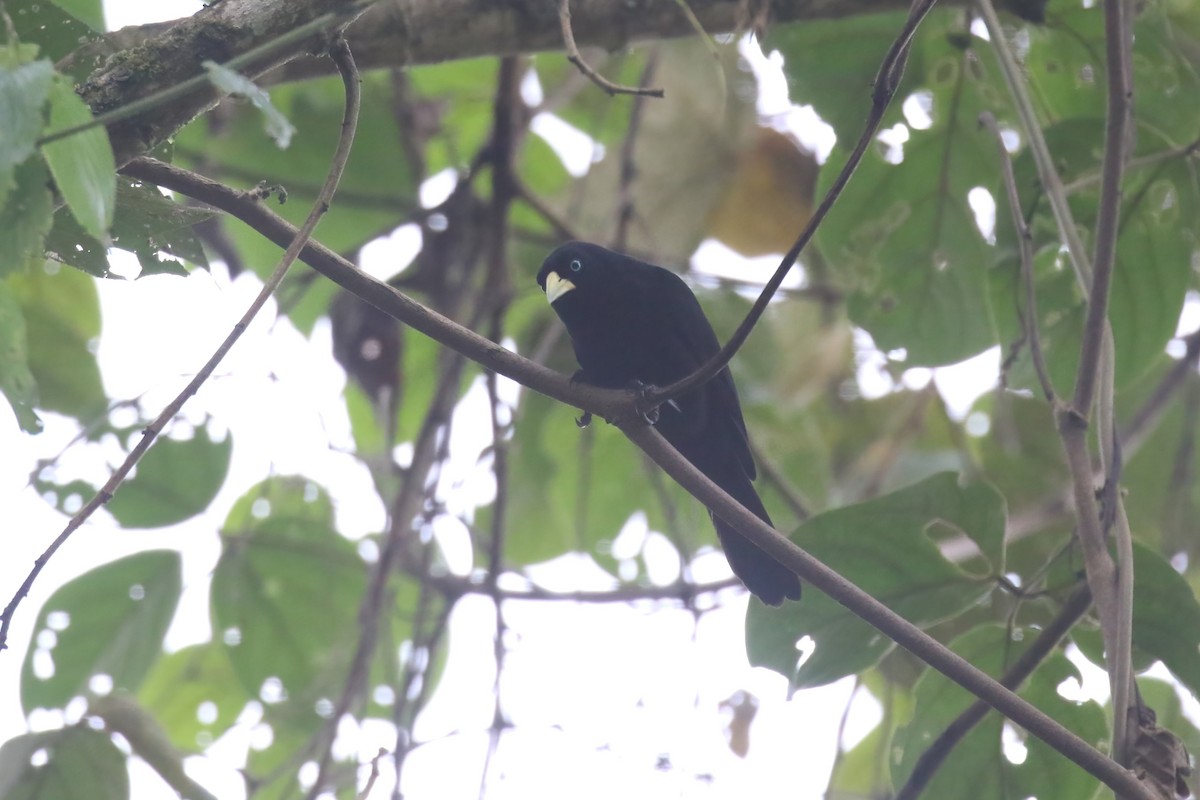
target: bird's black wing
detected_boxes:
[650,268,756,480]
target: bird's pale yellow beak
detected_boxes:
[544,271,576,304]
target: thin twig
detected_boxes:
[119,157,636,424]
[748,440,810,521]
[0,35,363,654]
[644,0,937,412]
[558,0,665,98]
[893,585,1092,800]
[1061,137,1200,195]
[356,749,388,800]
[514,178,582,241]
[980,111,1057,403]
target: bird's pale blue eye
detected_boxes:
[569,259,583,272]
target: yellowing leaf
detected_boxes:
[706,127,817,256]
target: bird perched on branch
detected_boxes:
[536,241,802,606]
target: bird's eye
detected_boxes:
[569,259,583,272]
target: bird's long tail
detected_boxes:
[705,465,802,606]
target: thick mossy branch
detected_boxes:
[66,0,912,166]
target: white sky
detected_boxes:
[4,2,1193,799]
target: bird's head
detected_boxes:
[536,241,622,307]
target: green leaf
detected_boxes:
[891,625,1107,800]
[46,0,105,33]
[1129,542,1200,699]
[138,642,248,752]
[8,263,105,420]
[0,55,54,204]
[21,550,181,713]
[42,181,211,279]
[0,726,129,800]
[973,392,1066,516]
[1025,1,1200,143]
[746,473,1005,688]
[0,158,54,277]
[202,62,295,149]
[41,77,116,241]
[8,1,103,63]
[105,425,232,528]
[819,128,998,364]
[212,477,366,698]
[0,279,41,432]
[1117,356,1200,558]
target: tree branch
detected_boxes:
[66,0,913,168]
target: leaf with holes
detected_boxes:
[747,473,1004,688]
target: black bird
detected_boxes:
[536,242,802,605]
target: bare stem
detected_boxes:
[980,111,1057,403]
[558,0,665,98]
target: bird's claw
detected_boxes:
[576,411,592,428]
[626,380,679,425]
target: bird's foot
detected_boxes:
[625,380,680,425]
[569,370,595,427]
